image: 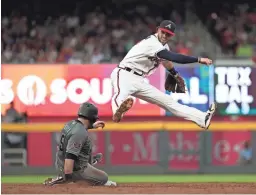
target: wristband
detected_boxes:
[168,68,178,77]
[65,174,73,181]
[198,57,201,63]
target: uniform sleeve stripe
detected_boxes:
[114,69,121,107]
[65,152,78,160]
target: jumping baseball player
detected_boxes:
[111,20,216,129]
[44,102,117,186]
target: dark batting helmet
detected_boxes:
[77,102,99,122]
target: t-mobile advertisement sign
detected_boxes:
[212,131,251,165]
[168,131,200,170]
[110,131,159,165]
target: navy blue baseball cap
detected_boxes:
[158,20,176,36]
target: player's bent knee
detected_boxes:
[101,172,108,185]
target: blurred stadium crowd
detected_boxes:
[1,0,255,64]
[198,1,256,58]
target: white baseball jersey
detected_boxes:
[111,33,209,130]
[119,34,169,76]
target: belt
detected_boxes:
[118,66,143,76]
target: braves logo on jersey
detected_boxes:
[148,56,161,68]
[119,34,169,76]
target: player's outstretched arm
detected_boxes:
[156,49,212,65]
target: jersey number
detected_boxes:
[59,134,65,151]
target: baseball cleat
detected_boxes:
[104,180,117,186]
[113,98,134,122]
[204,102,217,130]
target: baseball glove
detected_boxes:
[165,73,186,93]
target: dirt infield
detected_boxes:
[2,183,256,194]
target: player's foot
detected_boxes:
[104,180,117,186]
[204,102,217,130]
[113,98,134,123]
[92,153,102,165]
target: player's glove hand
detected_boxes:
[165,68,186,93]
[93,121,105,129]
[43,174,74,186]
[44,176,65,186]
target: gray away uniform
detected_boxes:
[55,119,108,185]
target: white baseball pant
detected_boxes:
[110,67,207,127]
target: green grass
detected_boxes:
[1,175,256,183]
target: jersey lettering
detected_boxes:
[119,34,169,76]
[148,56,161,67]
